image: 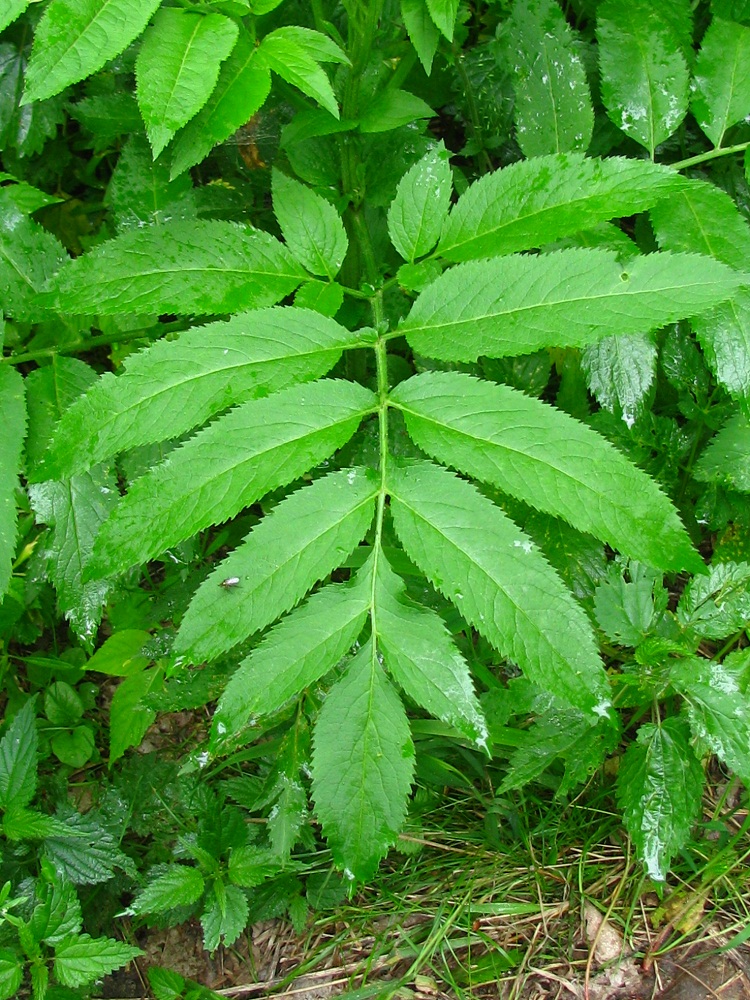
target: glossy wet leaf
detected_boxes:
[691,16,750,146]
[676,561,750,639]
[695,412,750,491]
[387,143,452,262]
[581,332,657,425]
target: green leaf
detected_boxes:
[87,380,376,578]
[228,846,282,887]
[594,564,665,646]
[358,90,434,133]
[109,667,163,763]
[200,883,248,952]
[29,863,83,946]
[401,0,440,74]
[375,557,488,749]
[388,460,609,714]
[106,135,196,231]
[691,17,750,146]
[617,717,704,881]
[0,193,67,321]
[135,9,239,158]
[22,0,163,104]
[676,561,750,639]
[695,413,750,491]
[256,28,343,119]
[43,808,137,884]
[37,308,365,481]
[0,948,23,1000]
[210,574,371,747]
[85,630,150,677]
[597,0,689,156]
[272,169,348,278]
[391,372,700,572]
[425,0,459,40]
[294,280,344,316]
[0,698,37,811]
[581,332,657,425]
[177,467,378,662]
[53,934,142,989]
[312,640,415,879]
[437,154,687,262]
[130,865,205,915]
[0,365,25,600]
[503,0,593,157]
[0,0,32,33]
[50,727,95,768]
[399,249,745,363]
[45,221,307,316]
[44,682,83,727]
[671,658,750,784]
[3,806,74,841]
[387,143,452,263]
[170,32,271,178]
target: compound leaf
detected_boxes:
[691,16,750,146]
[272,169,348,278]
[581,332,657,426]
[617,717,703,880]
[87,379,376,577]
[311,640,415,879]
[695,412,750,491]
[437,154,687,262]
[388,460,609,714]
[129,865,205,915]
[387,143,452,262]
[256,28,344,119]
[176,467,378,662]
[391,372,701,573]
[0,365,25,600]
[0,192,67,321]
[0,698,37,811]
[53,934,142,988]
[45,221,307,316]
[399,249,743,363]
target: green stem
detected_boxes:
[669,141,750,172]
[1,324,175,365]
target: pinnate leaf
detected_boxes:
[388,460,609,714]
[256,28,345,119]
[53,934,142,988]
[0,698,37,811]
[22,0,162,103]
[695,412,750,491]
[617,717,703,880]
[0,365,25,600]
[391,372,701,573]
[691,17,750,146]
[387,143,452,262]
[87,379,376,577]
[0,192,67,321]
[399,249,744,363]
[437,154,687,262]
[45,221,306,316]
[130,865,205,915]
[272,169,348,277]
[312,640,415,879]
[177,467,378,662]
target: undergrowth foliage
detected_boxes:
[2,0,750,991]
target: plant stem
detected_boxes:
[669,141,750,172]
[1,324,174,365]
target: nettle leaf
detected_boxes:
[210,573,371,748]
[256,27,348,119]
[87,379,376,578]
[0,192,67,321]
[30,863,83,946]
[312,640,415,880]
[22,0,163,104]
[594,564,665,646]
[401,0,440,74]
[617,717,703,881]
[0,698,37,811]
[388,460,610,714]
[671,659,750,784]
[425,0,460,40]
[43,807,137,883]
[597,0,689,156]
[399,249,744,363]
[0,948,22,1000]
[201,883,248,952]
[53,934,142,989]
[37,308,367,481]
[44,221,307,316]
[581,332,657,426]
[0,365,25,600]
[272,169,348,278]
[437,154,687,262]
[170,32,271,178]
[695,412,750,491]
[503,0,593,157]
[135,9,239,158]
[651,181,750,411]
[676,561,750,639]
[177,467,377,662]
[391,372,700,572]
[691,17,750,146]
[129,865,205,915]
[375,556,488,749]
[387,143,452,263]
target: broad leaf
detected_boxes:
[135,9,239,158]
[36,308,368,481]
[228,846,283,887]
[109,667,163,763]
[676,561,750,639]
[375,556,488,749]
[0,698,37,811]
[594,564,665,646]
[129,865,205,915]
[392,372,700,572]
[0,950,22,1000]
[425,0,459,39]
[272,169,348,278]
[401,0,440,74]
[399,249,744,364]
[597,0,689,156]
[43,808,137,884]
[691,16,750,146]
[581,332,657,426]
[311,640,415,879]
[256,28,346,119]
[210,574,371,747]
[170,33,271,178]
[0,365,25,599]
[671,658,750,784]
[617,717,703,880]
[0,192,67,321]
[87,379,376,577]
[53,934,142,988]
[106,135,196,231]
[22,0,163,104]
[200,883,248,952]
[0,0,32,33]
[387,143,452,262]
[30,863,83,946]
[695,412,750,491]
[45,221,307,316]
[504,0,593,157]
[437,154,687,261]
[388,460,610,714]
[358,89,434,133]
